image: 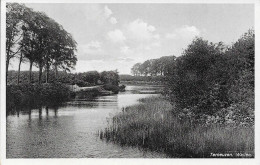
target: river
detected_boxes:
[6,85,167,158]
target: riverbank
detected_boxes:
[120,80,163,86]
[6,83,126,113]
[7,85,166,158]
[100,96,254,158]
[119,75,165,86]
[6,83,74,113]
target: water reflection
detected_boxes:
[17,110,19,117]
[7,85,167,158]
[46,107,49,117]
[39,107,42,120]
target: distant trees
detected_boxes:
[6,3,77,84]
[131,63,141,76]
[131,56,176,76]
[7,70,121,88]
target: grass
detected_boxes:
[100,96,254,158]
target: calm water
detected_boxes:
[6,85,167,158]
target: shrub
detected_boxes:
[6,83,73,113]
[165,30,254,126]
[119,84,126,92]
[103,84,120,94]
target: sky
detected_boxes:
[8,3,254,74]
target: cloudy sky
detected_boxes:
[9,3,254,74]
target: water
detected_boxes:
[6,85,167,158]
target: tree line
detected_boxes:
[131,56,176,76]
[7,70,120,87]
[6,69,121,112]
[6,3,77,84]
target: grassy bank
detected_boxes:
[6,83,74,114]
[120,75,165,86]
[120,80,163,86]
[100,96,254,158]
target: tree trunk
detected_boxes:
[17,52,23,85]
[6,33,12,81]
[55,65,58,77]
[38,64,43,84]
[45,64,50,83]
[29,61,33,83]
[6,57,10,84]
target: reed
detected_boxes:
[100,96,254,158]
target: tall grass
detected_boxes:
[100,96,254,158]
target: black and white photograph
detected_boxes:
[0,0,259,164]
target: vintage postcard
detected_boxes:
[1,0,259,165]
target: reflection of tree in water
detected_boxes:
[39,106,59,118]
[17,110,20,117]
[53,106,58,118]
[28,108,31,120]
[39,107,42,120]
[46,106,49,119]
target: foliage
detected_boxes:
[75,88,100,100]
[6,70,121,112]
[119,75,164,82]
[101,96,254,158]
[6,3,29,77]
[6,83,73,113]
[163,30,254,126]
[131,56,176,76]
[103,84,120,94]
[119,84,126,92]
[100,70,120,86]
[167,38,226,112]
[6,3,77,84]
[7,70,120,88]
[76,71,100,85]
[128,29,254,127]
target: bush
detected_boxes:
[119,84,126,92]
[6,83,73,113]
[75,88,100,100]
[167,38,226,111]
[103,84,120,94]
[165,30,254,126]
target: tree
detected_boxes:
[19,7,77,84]
[225,30,254,107]
[6,3,28,80]
[100,70,119,86]
[24,11,48,84]
[141,60,151,76]
[17,51,27,84]
[20,7,41,83]
[158,56,176,76]
[225,29,254,87]
[45,19,77,83]
[131,63,141,76]
[167,37,227,114]
[149,59,160,76]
